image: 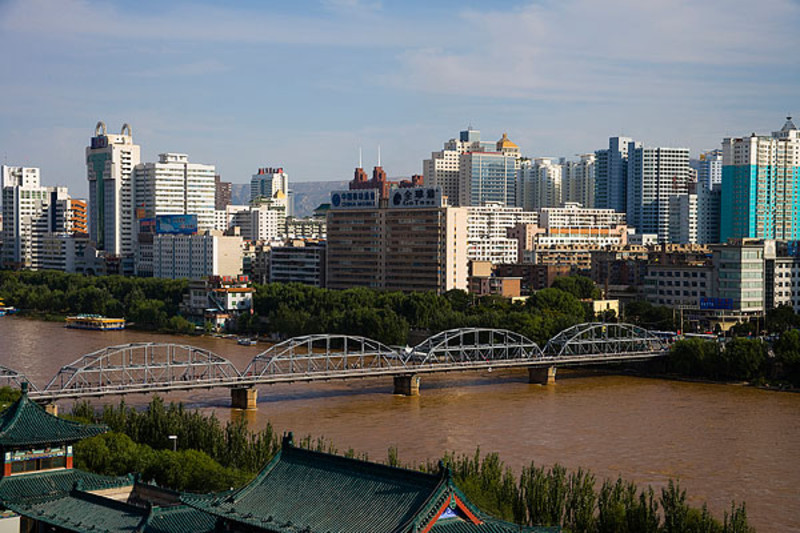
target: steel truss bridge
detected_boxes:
[18,322,670,402]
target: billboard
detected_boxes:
[155,214,198,235]
[389,187,442,209]
[330,189,379,209]
[699,297,734,310]
[139,217,156,234]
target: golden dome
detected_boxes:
[497,132,518,149]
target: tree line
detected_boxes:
[0,270,601,345]
[667,335,800,387]
[65,397,753,532]
[245,275,599,346]
[0,270,194,334]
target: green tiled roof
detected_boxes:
[0,468,131,502]
[184,437,446,533]
[185,435,562,533]
[143,504,217,533]
[3,489,148,533]
[0,393,107,448]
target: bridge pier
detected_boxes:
[44,403,58,417]
[528,366,557,385]
[231,387,258,410]
[393,375,420,396]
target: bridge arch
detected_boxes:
[544,322,669,358]
[409,328,543,365]
[244,335,405,379]
[0,365,37,391]
[42,343,241,395]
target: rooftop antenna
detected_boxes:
[358,147,363,169]
[377,145,381,167]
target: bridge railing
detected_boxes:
[14,323,671,398]
[243,335,407,380]
[42,343,242,394]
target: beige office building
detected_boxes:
[326,188,468,292]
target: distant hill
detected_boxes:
[227,180,348,218]
[292,180,348,217]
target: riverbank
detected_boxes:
[0,317,797,532]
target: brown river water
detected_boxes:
[0,317,798,532]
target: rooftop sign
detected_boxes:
[330,189,379,209]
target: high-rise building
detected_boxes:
[86,122,141,258]
[697,185,721,244]
[459,134,520,207]
[152,231,244,279]
[720,117,800,241]
[215,174,232,210]
[518,158,562,211]
[133,153,216,232]
[668,193,698,244]
[562,154,595,208]
[695,149,723,191]
[1,166,75,270]
[424,129,520,207]
[594,137,633,213]
[326,186,468,292]
[465,203,538,265]
[423,128,494,205]
[251,167,287,202]
[626,144,690,243]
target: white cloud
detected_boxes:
[387,0,800,101]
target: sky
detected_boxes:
[0,0,798,197]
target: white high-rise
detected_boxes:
[1,166,71,269]
[423,128,493,206]
[133,153,216,231]
[518,158,562,211]
[562,154,595,208]
[668,193,698,244]
[465,203,538,264]
[696,149,723,191]
[626,144,690,243]
[86,122,141,258]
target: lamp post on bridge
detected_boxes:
[168,434,177,452]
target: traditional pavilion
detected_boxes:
[0,387,559,533]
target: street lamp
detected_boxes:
[168,435,177,452]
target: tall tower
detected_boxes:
[594,137,632,212]
[86,122,141,258]
[721,117,800,241]
[626,144,690,243]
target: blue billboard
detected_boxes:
[699,297,734,310]
[155,214,198,235]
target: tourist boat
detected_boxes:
[237,337,258,346]
[65,315,126,331]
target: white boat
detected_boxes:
[237,337,257,346]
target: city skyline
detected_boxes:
[0,0,797,196]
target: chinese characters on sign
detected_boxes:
[330,190,379,209]
[389,187,442,209]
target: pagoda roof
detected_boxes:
[184,434,557,533]
[0,468,131,502]
[0,391,108,448]
[0,468,215,533]
[3,489,148,532]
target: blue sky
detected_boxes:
[0,0,798,197]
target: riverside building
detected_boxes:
[86,122,141,265]
[133,153,216,233]
[326,184,468,292]
[465,203,537,265]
